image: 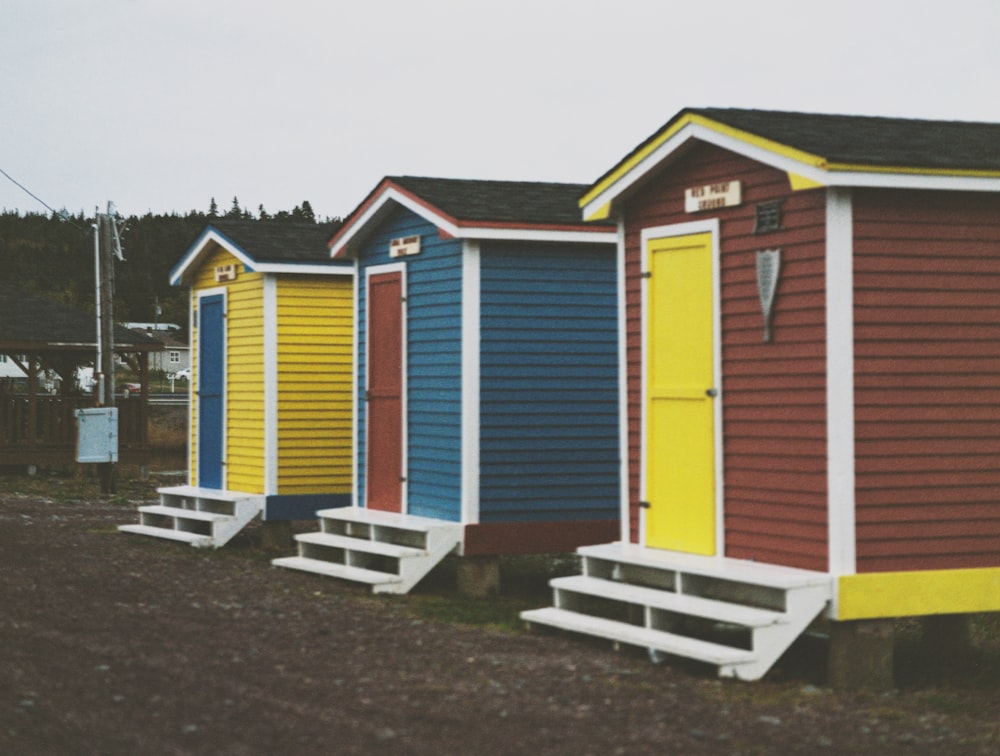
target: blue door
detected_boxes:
[198,294,225,489]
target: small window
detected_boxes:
[168,351,181,364]
[754,201,782,234]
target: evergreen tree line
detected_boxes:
[0,198,334,338]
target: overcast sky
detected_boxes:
[2,0,999,221]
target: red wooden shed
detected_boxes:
[523,108,1000,682]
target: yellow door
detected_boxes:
[645,232,716,555]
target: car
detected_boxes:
[173,368,190,381]
[118,382,142,398]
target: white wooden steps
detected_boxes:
[521,542,832,681]
[271,506,463,594]
[118,485,264,549]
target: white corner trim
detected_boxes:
[826,188,856,581]
[351,264,360,506]
[461,241,481,525]
[263,275,279,495]
[615,221,630,543]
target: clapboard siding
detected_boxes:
[356,206,463,520]
[189,248,264,492]
[853,188,1000,572]
[222,268,265,493]
[478,243,618,522]
[622,143,829,570]
[275,275,353,495]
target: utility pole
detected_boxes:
[95,204,122,494]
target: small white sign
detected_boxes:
[389,235,421,258]
[214,263,237,282]
[685,181,742,213]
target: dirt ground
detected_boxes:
[2,467,999,755]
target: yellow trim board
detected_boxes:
[837,567,1000,620]
[580,112,828,210]
[581,110,1000,216]
[788,172,825,190]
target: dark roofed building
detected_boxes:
[0,284,163,352]
[525,106,1000,682]
[171,221,347,284]
[0,284,162,467]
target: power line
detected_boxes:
[0,165,87,231]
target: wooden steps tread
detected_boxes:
[316,506,462,533]
[551,575,785,627]
[139,505,230,522]
[118,524,211,545]
[157,485,256,503]
[579,542,831,591]
[271,556,403,586]
[296,531,426,558]
[521,607,754,666]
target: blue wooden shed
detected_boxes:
[272,176,620,592]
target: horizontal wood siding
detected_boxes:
[276,275,353,495]
[478,242,618,523]
[189,247,264,493]
[357,206,463,520]
[224,266,265,494]
[623,143,829,570]
[853,189,1000,572]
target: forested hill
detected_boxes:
[0,199,339,335]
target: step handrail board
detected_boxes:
[295,531,427,559]
[580,543,831,592]
[522,607,755,666]
[551,575,786,628]
[271,556,404,586]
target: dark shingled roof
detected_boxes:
[646,108,1000,174]
[688,108,1000,172]
[204,220,345,265]
[0,284,162,350]
[385,176,614,227]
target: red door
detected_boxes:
[366,270,404,512]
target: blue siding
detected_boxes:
[356,206,463,521]
[479,242,619,523]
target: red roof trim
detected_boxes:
[328,178,458,256]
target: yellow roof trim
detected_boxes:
[788,172,825,191]
[824,161,1000,179]
[582,111,1000,213]
[583,201,612,222]
[580,112,829,210]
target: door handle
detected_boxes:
[705,388,718,398]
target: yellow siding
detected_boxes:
[190,247,265,493]
[275,275,354,494]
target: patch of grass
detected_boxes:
[395,593,536,632]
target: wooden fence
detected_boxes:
[0,395,149,466]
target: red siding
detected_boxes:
[853,189,1000,572]
[622,143,829,570]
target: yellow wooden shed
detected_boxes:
[119,221,354,547]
